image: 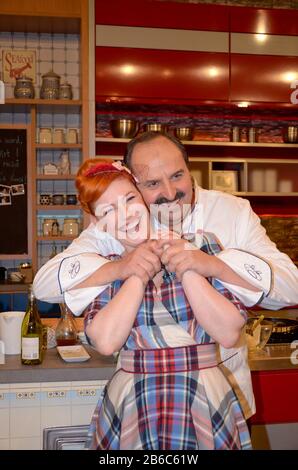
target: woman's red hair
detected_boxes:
[76,158,135,215]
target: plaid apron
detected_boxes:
[84,234,251,450]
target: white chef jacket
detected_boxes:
[33,183,298,419]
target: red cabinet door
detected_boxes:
[95,46,229,104]
[231,54,298,104]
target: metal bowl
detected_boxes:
[143,123,168,133]
[110,119,139,138]
[174,127,194,141]
[283,126,298,143]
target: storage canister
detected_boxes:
[63,218,79,237]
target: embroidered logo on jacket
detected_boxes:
[244,264,262,281]
[69,260,80,279]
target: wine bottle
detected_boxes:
[21,285,43,365]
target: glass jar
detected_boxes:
[59,82,73,100]
[40,70,60,99]
[39,128,52,144]
[63,218,79,237]
[42,218,56,236]
[14,76,35,99]
[55,303,78,346]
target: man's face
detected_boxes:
[130,136,193,228]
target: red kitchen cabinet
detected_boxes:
[251,369,298,425]
[95,47,229,104]
[230,54,298,104]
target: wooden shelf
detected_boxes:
[232,192,298,197]
[37,205,80,210]
[95,137,298,148]
[5,98,82,106]
[0,282,30,294]
[36,236,76,241]
[35,144,82,149]
[36,175,76,180]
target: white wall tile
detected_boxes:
[54,62,66,76]
[10,437,40,450]
[66,49,79,62]
[10,407,41,437]
[53,48,66,62]
[39,33,53,48]
[41,405,71,430]
[66,62,79,75]
[0,409,9,439]
[0,439,9,450]
[71,404,94,426]
[40,60,53,74]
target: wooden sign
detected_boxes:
[2,49,36,84]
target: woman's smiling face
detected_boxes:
[92,177,150,250]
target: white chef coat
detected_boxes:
[33,183,298,419]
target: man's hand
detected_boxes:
[114,241,162,286]
[157,238,221,281]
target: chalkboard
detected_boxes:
[0,127,29,256]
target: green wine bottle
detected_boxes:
[21,285,43,365]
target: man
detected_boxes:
[34,131,298,418]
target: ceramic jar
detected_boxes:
[40,70,61,99]
[14,76,35,98]
[59,82,73,100]
[63,218,79,237]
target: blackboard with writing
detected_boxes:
[0,128,28,256]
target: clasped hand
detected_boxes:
[116,232,219,285]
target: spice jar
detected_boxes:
[40,70,61,99]
[63,218,79,237]
[14,76,35,99]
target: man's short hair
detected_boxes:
[124,131,189,169]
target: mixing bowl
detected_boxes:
[174,127,194,141]
[110,119,139,138]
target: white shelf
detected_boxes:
[95,137,298,148]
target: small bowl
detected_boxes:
[39,194,52,205]
[52,194,65,205]
[66,194,77,205]
[110,119,139,138]
[174,127,194,141]
[143,123,168,133]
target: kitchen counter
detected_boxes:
[1,342,297,384]
[0,345,116,384]
[1,309,297,384]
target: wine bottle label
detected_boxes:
[22,337,40,360]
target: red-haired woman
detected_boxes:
[78,158,251,450]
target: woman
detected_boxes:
[76,158,251,450]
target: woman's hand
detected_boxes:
[114,241,162,286]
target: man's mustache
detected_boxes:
[155,191,185,205]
